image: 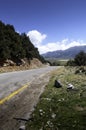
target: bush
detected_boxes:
[66,59,75,66]
[74,51,86,66]
[75,67,86,75]
[67,51,86,66]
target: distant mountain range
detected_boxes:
[42,46,86,59]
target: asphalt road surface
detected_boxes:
[0,66,57,130]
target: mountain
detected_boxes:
[42,46,86,59]
[0,21,46,66]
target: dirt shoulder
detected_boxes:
[0,58,45,73]
[0,72,51,130]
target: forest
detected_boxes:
[0,21,45,66]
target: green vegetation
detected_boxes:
[74,51,86,66]
[46,58,68,66]
[26,67,86,130]
[51,60,68,66]
[46,51,86,67]
[66,51,86,66]
[0,21,46,65]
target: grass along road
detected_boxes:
[26,67,86,130]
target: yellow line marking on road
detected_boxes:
[0,73,47,105]
[0,82,30,105]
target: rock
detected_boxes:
[3,59,16,66]
[19,125,25,130]
[54,80,62,88]
[67,83,74,90]
[67,83,79,92]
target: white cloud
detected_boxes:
[27,30,86,54]
[62,38,69,44]
[27,30,47,46]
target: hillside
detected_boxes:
[42,46,86,59]
[0,21,46,66]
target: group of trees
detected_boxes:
[67,51,86,66]
[0,21,46,65]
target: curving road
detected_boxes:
[0,66,57,130]
[0,66,57,103]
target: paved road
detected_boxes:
[0,66,57,103]
[0,66,57,130]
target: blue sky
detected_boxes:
[0,0,86,54]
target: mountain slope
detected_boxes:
[42,46,86,59]
[0,21,46,66]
